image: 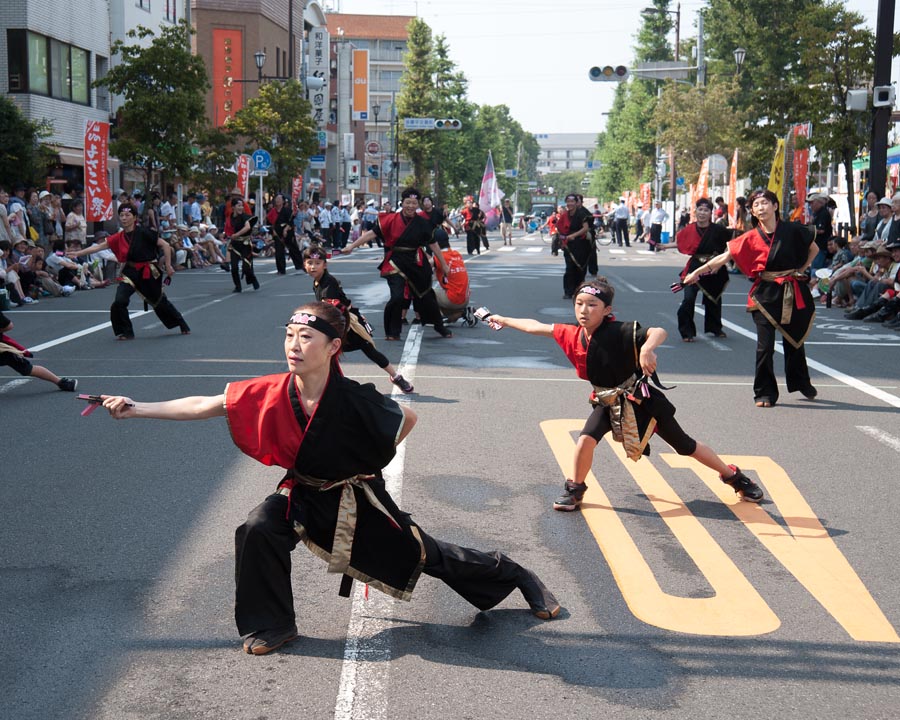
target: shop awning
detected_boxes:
[852,145,900,171]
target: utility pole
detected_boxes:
[869,0,895,196]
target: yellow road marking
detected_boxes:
[541,419,779,636]
[664,454,900,643]
[540,420,899,642]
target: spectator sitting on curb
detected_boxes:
[198,224,226,265]
[1,310,77,390]
[1,239,32,305]
[845,244,895,319]
[827,237,869,307]
[810,235,852,300]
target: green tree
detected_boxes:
[654,79,747,179]
[396,18,437,190]
[93,20,209,189]
[226,79,318,193]
[0,96,55,186]
[192,125,238,199]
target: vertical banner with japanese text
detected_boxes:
[308,27,330,128]
[291,176,303,209]
[352,49,369,121]
[84,120,113,222]
[791,122,812,211]
[236,154,251,199]
[213,29,243,126]
[696,158,710,200]
[768,139,786,201]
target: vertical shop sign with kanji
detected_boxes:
[84,120,113,221]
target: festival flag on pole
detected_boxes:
[791,123,811,217]
[236,154,251,199]
[478,150,504,229]
[728,149,738,224]
[83,120,113,222]
[640,183,652,209]
[768,139,786,202]
[696,158,710,200]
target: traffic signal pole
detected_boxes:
[869,0,896,197]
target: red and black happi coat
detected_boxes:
[728,221,815,348]
[225,371,426,600]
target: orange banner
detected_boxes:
[728,149,738,224]
[640,183,652,209]
[352,49,369,121]
[84,120,113,222]
[696,158,710,200]
[213,29,243,126]
[236,154,251,199]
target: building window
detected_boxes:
[165,0,176,22]
[6,29,91,106]
[137,0,150,10]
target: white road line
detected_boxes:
[28,311,152,353]
[0,378,32,393]
[604,273,644,293]
[525,247,544,253]
[696,306,900,408]
[608,248,626,255]
[334,324,423,720]
[856,426,900,453]
[497,246,516,252]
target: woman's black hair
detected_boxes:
[747,188,781,227]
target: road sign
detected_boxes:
[251,169,269,177]
[504,169,518,178]
[346,160,361,190]
[309,154,326,170]
[633,61,691,81]
[403,117,435,130]
[676,176,685,187]
[251,149,272,172]
[367,164,379,179]
[366,141,381,155]
[586,160,602,170]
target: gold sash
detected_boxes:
[292,473,400,576]
[758,269,806,324]
[591,375,656,462]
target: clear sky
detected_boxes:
[325,0,898,136]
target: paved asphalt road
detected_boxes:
[2,230,899,720]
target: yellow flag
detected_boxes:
[768,139,785,200]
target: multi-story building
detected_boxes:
[1,0,113,191]
[323,13,412,203]
[535,133,597,174]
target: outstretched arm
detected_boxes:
[102,394,226,421]
[683,249,732,284]
[486,314,554,337]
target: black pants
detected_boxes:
[230,241,257,290]
[752,310,812,404]
[581,404,697,456]
[234,494,525,636]
[615,218,630,247]
[677,284,723,339]
[563,245,589,298]
[384,274,446,338]
[587,240,598,275]
[110,276,187,338]
[274,230,303,274]
[466,230,481,255]
[650,223,662,248]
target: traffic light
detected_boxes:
[589,65,629,82]
[434,118,462,130]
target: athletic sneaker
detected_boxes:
[391,373,414,394]
[721,464,764,502]
[61,285,76,296]
[57,377,78,392]
[553,479,588,511]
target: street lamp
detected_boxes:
[641,2,681,61]
[254,50,266,83]
[372,102,382,199]
[734,47,746,75]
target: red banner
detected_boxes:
[696,158,710,200]
[213,29,243,126]
[640,183,651,209]
[792,122,811,211]
[236,154,251,199]
[84,120,113,222]
[291,176,303,208]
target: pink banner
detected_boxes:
[640,183,651,209]
[84,120,113,222]
[236,154,251,199]
[728,148,738,224]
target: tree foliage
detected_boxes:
[93,20,209,188]
[397,18,437,190]
[226,79,319,193]
[0,96,55,186]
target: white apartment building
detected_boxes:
[535,132,597,174]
